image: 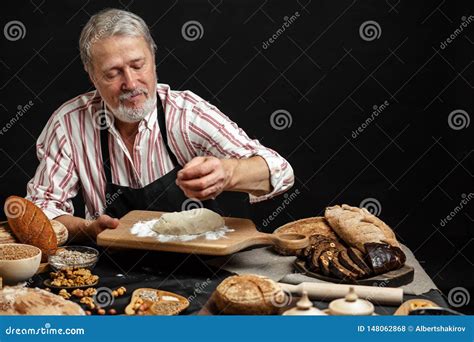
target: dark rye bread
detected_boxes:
[329,253,357,281]
[307,237,343,272]
[347,247,372,275]
[5,196,57,262]
[337,249,367,278]
[318,253,332,276]
[300,234,334,260]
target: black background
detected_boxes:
[0,1,473,313]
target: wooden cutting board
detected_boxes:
[97,210,308,256]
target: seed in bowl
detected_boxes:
[50,248,95,265]
[0,244,39,260]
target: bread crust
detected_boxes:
[213,274,286,315]
[5,196,57,262]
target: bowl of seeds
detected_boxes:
[48,246,99,271]
[0,243,42,284]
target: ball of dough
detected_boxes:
[151,208,225,235]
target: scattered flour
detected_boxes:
[130,219,234,242]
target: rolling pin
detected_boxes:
[279,282,403,306]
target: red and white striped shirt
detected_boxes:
[26,84,294,220]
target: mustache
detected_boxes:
[119,88,149,101]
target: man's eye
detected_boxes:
[132,63,144,70]
[105,71,119,79]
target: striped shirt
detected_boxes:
[26,83,294,220]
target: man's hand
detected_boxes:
[176,156,236,201]
[84,215,120,239]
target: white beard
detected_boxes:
[112,89,156,123]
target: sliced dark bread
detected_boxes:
[318,253,332,276]
[347,247,372,275]
[329,253,357,281]
[299,234,334,260]
[337,249,367,278]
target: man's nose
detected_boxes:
[121,67,137,91]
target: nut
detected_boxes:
[108,308,117,315]
[97,308,106,315]
[58,289,71,299]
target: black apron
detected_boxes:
[99,100,220,219]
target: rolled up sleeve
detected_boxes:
[26,118,79,219]
[185,100,294,203]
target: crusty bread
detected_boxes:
[324,204,399,252]
[50,220,68,246]
[4,196,57,262]
[275,217,337,238]
[212,274,286,315]
[1,220,67,247]
[0,222,17,244]
[0,286,84,315]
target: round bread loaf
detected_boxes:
[50,220,68,246]
[0,286,85,315]
[212,274,287,315]
[4,196,57,262]
[273,217,338,256]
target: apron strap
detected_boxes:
[99,95,180,184]
[155,97,180,168]
[100,118,113,184]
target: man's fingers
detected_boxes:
[178,159,217,180]
[178,157,206,179]
[98,215,119,229]
[178,172,220,191]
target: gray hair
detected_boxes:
[79,8,157,73]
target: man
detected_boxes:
[26,9,294,241]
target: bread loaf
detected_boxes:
[324,204,399,251]
[212,274,287,315]
[274,217,338,256]
[0,286,84,315]
[4,196,57,262]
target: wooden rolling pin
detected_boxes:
[279,282,403,306]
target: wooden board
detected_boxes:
[97,210,309,256]
[294,259,415,287]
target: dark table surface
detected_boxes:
[30,246,450,315]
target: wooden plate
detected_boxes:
[43,278,99,290]
[294,259,414,287]
[125,288,189,315]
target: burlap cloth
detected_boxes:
[205,244,437,295]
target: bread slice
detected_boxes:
[300,234,335,260]
[329,253,357,281]
[5,196,57,262]
[347,247,372,275]
[337,249,367,278]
